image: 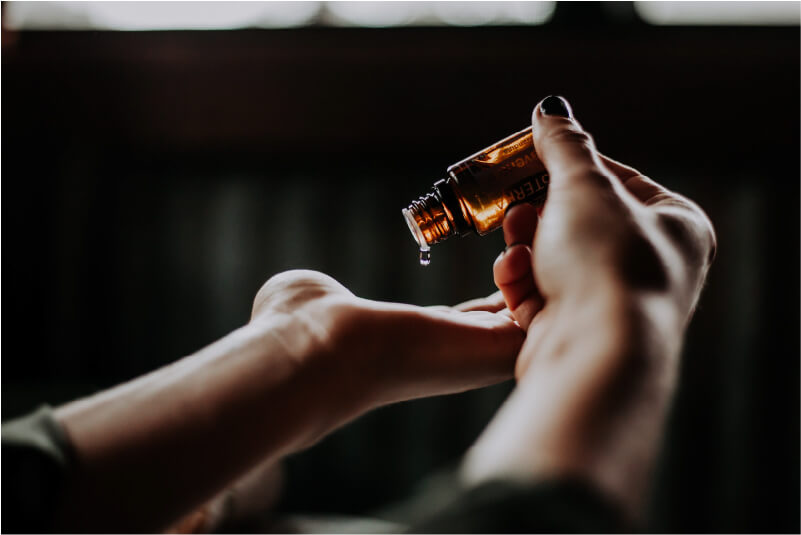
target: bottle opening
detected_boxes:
[403,193,453,244]
[403,207,432,266]
[402,207,429,248]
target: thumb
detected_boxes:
[532,96,613,194]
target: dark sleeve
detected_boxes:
[408,478,627,534]
[2,406,74,534]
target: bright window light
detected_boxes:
[324,2,432,27]
[635,1,800,26]
[3,1,555,30]
[324,2,555,27]
[3,2,323,30]
[431,1,555,26]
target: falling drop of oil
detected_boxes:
[419,247,431,266]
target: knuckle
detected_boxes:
[254,269,339,312]
[567,167,615,190]
[656,203,717,268]
[259,269,314,294]
[545,125,596,153]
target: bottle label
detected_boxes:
[449,128,548,202]
[502,172,550,205]
[446,127,550,235]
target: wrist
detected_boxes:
[246,308,372,450]
[466,281,684,522]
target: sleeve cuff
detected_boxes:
[2,405,75,533]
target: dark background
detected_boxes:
[2,3,799,532]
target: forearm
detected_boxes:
[54,316,355,532]
[462,288,684,522]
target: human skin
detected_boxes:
[53,95,714,532]
[462,96,716,523]
[54,275,524,532]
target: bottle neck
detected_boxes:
[403,179,470,247]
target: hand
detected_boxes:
[463,96,716,520]
[164,284,522,533]
[250,270,524,416]
[55,270,523,532]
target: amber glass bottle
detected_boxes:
[402,126,548,262]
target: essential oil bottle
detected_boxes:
[402,126,549,265]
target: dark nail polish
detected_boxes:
[540,95,572,118]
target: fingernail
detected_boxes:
[504,242,529,253]
[540,95,572,118]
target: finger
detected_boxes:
[495,203,543,328]
[433,310,524,375]
[599,154,716,271]
[532,96,615,194]
[597,153,641,181]
[493,245,543,330]
[429,202,538,316]
[388,308,525,402]
[598,153,708,231]
[503,202,539,247]
[453,291,507,313]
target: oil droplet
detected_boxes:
[419,248,431,266]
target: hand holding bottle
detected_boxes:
[464,96,716,521]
